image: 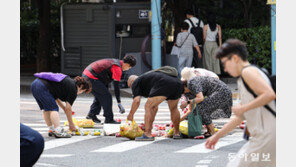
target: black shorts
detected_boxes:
[148,76,184,100]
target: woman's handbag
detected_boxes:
[170,45,181,56]
[187,99,203,137]
[170,33,190,57]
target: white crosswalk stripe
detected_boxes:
[34,162,57,167]
[92,137,166,153]
[41,154,74,158]
[175,133,243,154]
[44,136,97,150]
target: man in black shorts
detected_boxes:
[127,71,183,141]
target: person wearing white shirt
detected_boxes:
[184,9,205,68]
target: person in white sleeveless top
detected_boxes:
[206,39,276,167]
[203,13,222,75]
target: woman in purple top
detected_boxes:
[31,73,92,138]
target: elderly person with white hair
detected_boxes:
[180,67,219,111]
[180,68,232,137]
[181,67,219,80]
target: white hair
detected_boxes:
[181,67,196,81]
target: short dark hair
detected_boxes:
[74,76,92,93]
[181,22,189,30]
[215,39,248,61]
[185,9,194,16]
[123,54,137,67]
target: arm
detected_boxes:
[113,81,126,113]
[127,96,141,121]
[195,45,202,59]
[181,92,204,122]
[111,65,123,104]
[64,102,76,131]
[187,92,204,105]
[180,103,193,122]
[192,35,202,59]
[113,81,121,104]
[203,25,207,42]
[180,94,188,110]
[205,116,243,149]
[176,33,181,46]
[233,67,276,116]
[218,25,222,47]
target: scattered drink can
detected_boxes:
[194,135,205,139]
[115,118,121,123]
[239,124,245,129]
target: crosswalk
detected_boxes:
[23,120,244,151]
[22,118,244,154]
[21,96,244,167]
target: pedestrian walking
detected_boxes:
[206,39,276,167]
[203,13,222,75]
[82,55,136,124]
[181,76,232,138]
[20,123,44,167]
[31,73,92,138]
[176,22,202,76]
[184,9,204,68]
[127,67,183,141]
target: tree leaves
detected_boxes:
[223,26,272,72]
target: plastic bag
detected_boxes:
[170,46,180,57]
[65,118,95,128]
[120,120,144,140]
[103,124,120,136]
[167,121,188,137]
[69,127,101,136]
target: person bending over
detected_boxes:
[127,69,183,141]
[82,55,136,124]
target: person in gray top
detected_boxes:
[176,22,202,76]
[181,76,232,138]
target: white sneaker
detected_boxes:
[52,128,72,138]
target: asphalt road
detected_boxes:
[20,94,246,167]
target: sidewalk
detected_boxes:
[20,74,238,97]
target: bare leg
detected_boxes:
[43,110,52,127]
[49,111,60,128]
[206,123,216,135]
[168,98,181,136]
[150,106,158,130]
[144,96,166,137]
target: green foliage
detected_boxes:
[20,0,68,65]
[20,1,39,64]
[222,26,272,71]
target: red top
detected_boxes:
[111,61,123,81]
[83,61,123,81]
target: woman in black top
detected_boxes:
[31,75,92,138]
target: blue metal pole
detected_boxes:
[271,4,276,75]
[151,0,161,69]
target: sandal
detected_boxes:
[203,132,212,139]
[173,133,182,139]
[135,134,155,141]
